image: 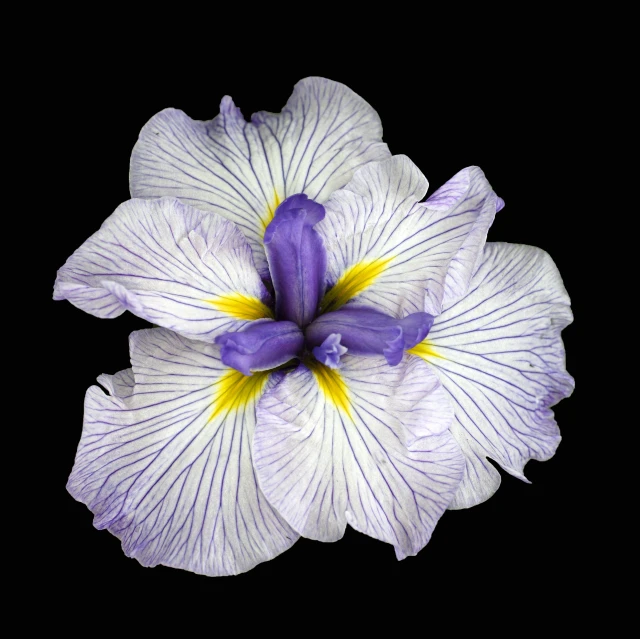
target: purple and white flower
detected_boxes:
[54,77,573,576]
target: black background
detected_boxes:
[41,46,590,605]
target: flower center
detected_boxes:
[215,194,434,375]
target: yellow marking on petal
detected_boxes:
[209,369,271,421]
[261,188,282,234]
[208,292,274,320]
[305,358,352,419]
[320,257,394,313]
[407,339,445,361]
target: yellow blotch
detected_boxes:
[209,369,271,421]
[208,292,274,320]
[261,188,282,234]
[305,358,352,419]
[320,257,394,313]
[407,339,444,361]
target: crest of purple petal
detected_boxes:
[215,320,303,376]
[306,306,434,367]
[311,333,348,369]
[263,194,327,327]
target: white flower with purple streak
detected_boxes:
[54,77,574,576]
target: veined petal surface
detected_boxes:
[96,368,134,399]
[317,157,500,317]
[67,328,298,576]
[427,169,502,308]
[215,320,303,376]
[305,307,433,367]
[54,198,272,341]
[254,356,464,559]
[130,77,390,275]
[264,194,327,326]
[409,243,574,508]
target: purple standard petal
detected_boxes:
[312,333,348,369]
[306,307,434,367]
[264,194,327,327]
[215,320,303,376]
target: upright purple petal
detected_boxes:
[264,195,327,327]
[306,306,434,367]
[215,320,303,376]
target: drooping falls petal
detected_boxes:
[215,320,303,376]
[53,198,272,341]
[306,307,434,366]
[264,195,327,326]
[67,328,298,577]
[317,156,501,317]
[253,356,464,559]
[130,77,390,276]
[409,242,574,509]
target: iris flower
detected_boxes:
[54,77,573,576]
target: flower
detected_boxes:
[54,77,573,576]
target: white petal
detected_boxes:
[317,157,500,317]
[54,197,273,341]
[409,242,574,508]
[130,77,390,275]
[254,356,463,559]
[96,368,134,399]
[68,328,298,576]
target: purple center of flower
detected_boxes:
[215,195,434,375]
